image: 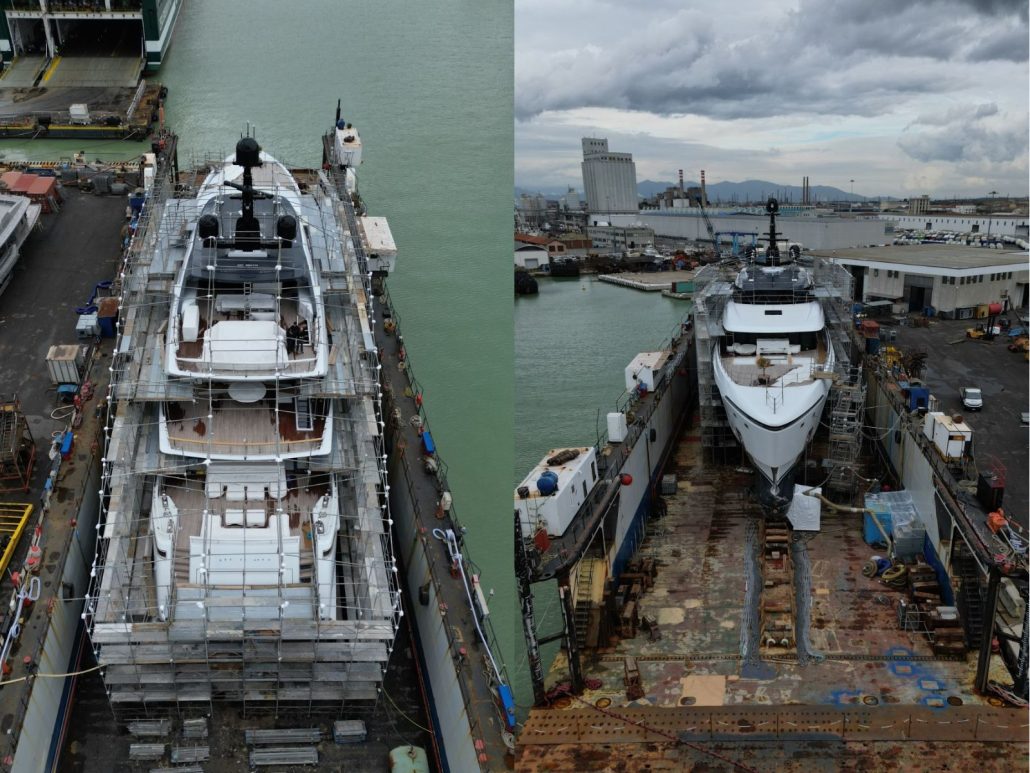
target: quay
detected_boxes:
[598,269,695,292]
[0,186,123,772]
[0,0,181,139]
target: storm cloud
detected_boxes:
[516,0,1028,121]
[515,0,1029,197]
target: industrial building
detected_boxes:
[585,223,654,255]
[810,245,1029,316]
[611,210,888,250]
[581,137,638,214]
[514,242,548,270]
[884,214,1028,238]
[0,0,181,71]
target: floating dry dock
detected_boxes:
[516,258,1028,770]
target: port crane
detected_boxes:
[693,169,720,261]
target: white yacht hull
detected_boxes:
[713,339,832,511]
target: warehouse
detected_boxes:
[811,245,1028,317]
[612,210,887,250]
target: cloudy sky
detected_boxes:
[515,0,1029,198]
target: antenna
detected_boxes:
[335,99,341,124]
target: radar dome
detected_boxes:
[234,137,261,167]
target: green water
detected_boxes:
[0,0,517,670]
[515,277,690,475]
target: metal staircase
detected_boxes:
[573,559,596,648]
[954,546,986,649]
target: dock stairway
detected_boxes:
[954,548,986,649]
[573,559,595,648]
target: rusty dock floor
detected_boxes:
[518,432,1028,771]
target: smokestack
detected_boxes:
[678,169,684,192]
[700,170,707,207]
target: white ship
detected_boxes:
[87,132,400,712]
[713,198,833,512]
[0,194,40,296]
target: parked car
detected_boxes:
[959,387,983,411]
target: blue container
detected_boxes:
[97,315,116,338]
[921,534,955,606]
[59,431,74,460]
[499,684,517,730]
[908,386,930,411]
[865,336,881,355]
[537,470,559,495]
[863,510,893,546]
[420,430,435,455]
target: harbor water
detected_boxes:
[515,276,689,475]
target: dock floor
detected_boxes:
[519,427,1028,769]
[0,56,159,138]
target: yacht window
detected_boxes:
[729,331,818,350]
[764,310,783,315]
[590,461,597,481]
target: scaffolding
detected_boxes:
[693,263,739,460]
[0,398,35,493]
[824,367,865,497]
[811,257,864,497]
[84,144,400,719]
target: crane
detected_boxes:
[695,169,719,262]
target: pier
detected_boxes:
[598,269,695,292]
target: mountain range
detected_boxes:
[636,179,869,203]
[516,180,877,203]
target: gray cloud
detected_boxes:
[963,26,1030,61]
[516,0,1028,121]
[898,108,1028,164]
[910,102,998,127]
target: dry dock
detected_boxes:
[519,440,1027,769]
[518,312,1028,770]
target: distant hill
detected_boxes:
[638,179,869,203]
[515,186,575,200]
[518,180,887,204]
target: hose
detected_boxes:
[882,564,908,588]
[50,405,75,420]
[432,528,505,685]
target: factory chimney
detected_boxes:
[678,169,684,192]
[700,170,707,207]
